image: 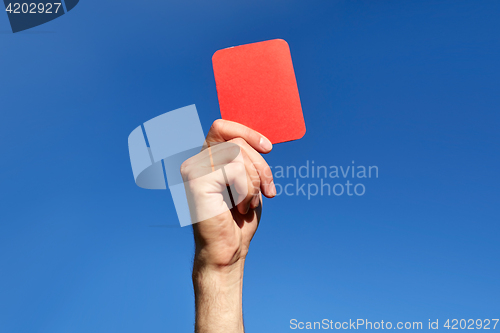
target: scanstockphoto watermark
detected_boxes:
[270,161,379,199]
[290,318,499,330]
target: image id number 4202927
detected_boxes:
[6,2,62,14]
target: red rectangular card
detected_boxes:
[212,39,306,144]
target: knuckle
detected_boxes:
[249,166,260,180]
[211,119,225,133]
[235,161,246,174]
[180,159,193,178]
[231,137,246,146]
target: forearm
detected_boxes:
[193,259,245,333]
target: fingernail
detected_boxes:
[251,195,260,208]
[241,203,250,215]
[270,181,277,197]
[259,137,273,152]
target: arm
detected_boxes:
[192,257,245,332]
[181,120,276,333]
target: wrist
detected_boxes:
[193,238,248,269]
[192,257,245,333]
[192,255,245,286]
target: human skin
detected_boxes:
[180,119,276,333]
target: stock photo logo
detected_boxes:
[128,105,248,227]
[3,0,78,32]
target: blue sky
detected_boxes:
[1,1,499,332]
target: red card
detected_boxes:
[213,39,306,144]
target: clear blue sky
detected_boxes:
[1,1,499,332]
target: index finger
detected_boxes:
[205,119,273,154]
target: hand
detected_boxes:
[180,119,276,333]
[181,119,276,268]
